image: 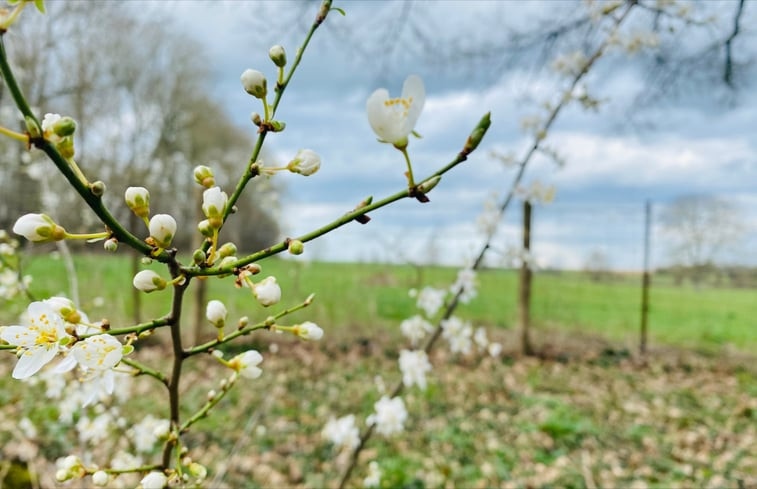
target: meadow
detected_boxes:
[6,252,756,353]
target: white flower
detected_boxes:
[41,113,63,143]
[440,316,473,354]
[364,461,382,488]
[148,214,176,248]
[322,414,360,450]
[12,213,65,242]
[473,327,489,350]
[287,149,321,176]
[130,415,169,453]
[141,471,167,489]
[202,186,227,220]
[451,268,477,304]
[295,321,323,341]
[414,286,446,317]
[400,315,434,346]
[72,334,122,370]
[1,301,71,379]
[132,270,166,293]
[230,350,263,379]
[92,470,108,486]
[206,300,227,328]
[398,350,432,390]
[125,187,150,218]
[251,276,281,307]
[240,69,267,99]
[366,74,425,146]
[367,396,407,436]
[488,342,503,357]
[76,412,112,444]
[44,296,82,325]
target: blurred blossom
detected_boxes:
[367,396,408,436]
[399,350,432,390]
[322,414,360,450]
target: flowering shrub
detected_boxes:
[0,0,491,486]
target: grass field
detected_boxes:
[5,252,756,353]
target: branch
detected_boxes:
[724,0,745,88]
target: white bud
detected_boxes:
[132,270,166,293]
[268,45,286,67]
[148,214,177,248]
[296,321,324,341]
[241,69,267,99]
[287,149,321,176]
[252,276,281,307]
[202,187,228,223]
[140,471,168,489]
[124,186,150,218]
[206,300,227,328]
[92,470,108,486]
[193,165,215,188]
[13,213,65,242]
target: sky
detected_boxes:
[157,0,756,270]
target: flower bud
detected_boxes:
[90,181,106,197]
[52,116,76,137]
[125,186,150,218]
[197,219,214,238]
[269,45,287,68]
[417,175,441,194]
[268,120,286,132]
[103,238,118,252]
[192,249,206,265]
[251,276,281,307]
[218,256,237,270]
[295,321,323,341]
[25,115,41,139]
[463,112,491,155]
[218,242,237,259]
[55,469,70,482]
[287,149,321,176]
[13,213,66,242]
[188,462,207,481]
[132,270,167,293]
[250,112,262,126]
[206,300,227,328]
[140,471,168,489]
[57,136,75,158]
[288,239,304,255]
[202,187,227,224]
[92,470,108,486]
[193,165,215,188]
[240,69,267,99]
[148,214,177,248]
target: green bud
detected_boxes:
[417,175,441,194]
[141,257,153,265]
[193,165,215,188]
[218,242,237,259]
[192,249,206,265]
[24,116,41,139]
[288,239,304,255]
[463,112,491,155]
[268,120,286,132]
[268,45,286,68]
[52,116,76,137]
[90,181,106,196]
[122,344,134,356]
[198,219,214,238]
[57,136,75,158]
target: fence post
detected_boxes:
[640,200,651,355]
[519,200,534,355]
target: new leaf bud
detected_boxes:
[288,239,304,255]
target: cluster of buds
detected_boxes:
[124,186,178,251]
[40,113,76,158]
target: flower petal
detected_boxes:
[401,74,425,133]
[13,345,58,379]
[1,325,37,347]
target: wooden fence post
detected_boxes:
[519,200,534,355]
[640,200,651,356]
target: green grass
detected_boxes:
[5,253,757,352]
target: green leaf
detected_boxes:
[411,130,423,139]
[122,344,134,356]
[330,6,346,16]
[33,0,45,13]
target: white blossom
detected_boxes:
[1,301,71,379]
[413,286,446,317]
[125,186,150,218]
[240,69,267,99]
[12,213,64,242]
[488,342,503,357]
[295,321,323,341]
[440,316,473,354]
[322,414,360,450]
[230,350,264,379]
[398,350,432,390]
[287,149,321,176]
[131,415,169,453]
[366,75,425,146]
[400,315,434,346]
[202,186,228,220]
[92,470,109,486]
[474,327,489,350]
[72,334,123,370]
[148,214,176,248]
[251,276,281,307]
[141,471,168,489]
[364,461,382,488]
[132,270,166,293]
[367,396,407,436]
[76,412,113,444]
[205,300,227,328]
[41,113,63,143]
[451,268,477,304]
